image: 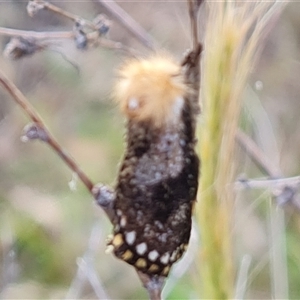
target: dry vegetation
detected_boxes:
[0,1,300,299]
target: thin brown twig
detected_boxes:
[236,129,281,178]
[0,69,94,193]
[30,0,143,56]
[0,27,73,39]
[0,27,139,58]
[236,129,300,211]
[33,0,155,53]
[236,176,300,190]
[96,0,156,51]
[31,0,96,29]
[0,0,141,57]
[96,38,140,57]
[188,0,200,52]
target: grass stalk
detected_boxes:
[195,1,287,299]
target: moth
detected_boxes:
[96,51,200,278]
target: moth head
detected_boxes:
[114,55,187,128]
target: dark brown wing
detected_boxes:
[110,109,199,276]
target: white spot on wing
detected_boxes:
[160,252,170,264]
[120,216,127,227]
[125,231,136,245]
[155,172,162,180]
[158,232,168,243]
[154,220,163,230]
[148,250,159,261]
[136,242,147,255]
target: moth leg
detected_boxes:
[92,183,116,222]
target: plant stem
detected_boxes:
[0,69,94,193]
[195,2,287,298]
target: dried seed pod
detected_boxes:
[4,37,43,60]
[74,21,88,50]
[21,123,48,142]
[93,14,111,36]
[27,0,45,17]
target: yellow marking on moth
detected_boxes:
[170,250,177,262]
[112,233,123,248]
[162,265,170,276]
[114,54,187,127]
[149,264,159,272]
[135,258,147,268]
[183,244,189,251]
[121,250,133,261]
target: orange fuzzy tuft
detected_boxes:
[114,55,187,127]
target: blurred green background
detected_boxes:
[1,1,300,299]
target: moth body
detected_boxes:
[110,54,199,277]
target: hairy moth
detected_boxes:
[108,53,200,277]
